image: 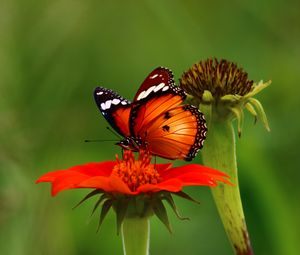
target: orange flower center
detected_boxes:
[112,150,161,192]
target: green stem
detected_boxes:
[200,104,253,255]
[121,217,150,255]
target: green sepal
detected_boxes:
[141,198,153,218]
[72,189,103,210]
[230,107,244,138]
[97,199,113,232]
[202,90,214,103]
[91,193,109,216]
[245,102,257,124]
[221,94,241,103]
[245,80,271,99]
[152,198,172,233]
[161,192,189,221]
[172,191,200,204]
[115,198,129,235]
[248,97,270,131]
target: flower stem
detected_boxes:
[121,216,150,255]
[200,104,253,255]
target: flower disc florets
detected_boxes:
[180,58,254,99]
[113,150,161,192]
[179,58,271,136]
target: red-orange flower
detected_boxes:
[36,150,230,196]
[36,150,232,233]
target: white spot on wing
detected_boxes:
[154,82,165,92]
[162,86,169,91]
[101,103,106,110]
[112,99,120,105]
[150,74,158,79]
[105,100,112,109]
[96,91,103,95]
[121,101,127,105]
[137,85,157,100]
[143,86,155,98]
[137,91,146,101]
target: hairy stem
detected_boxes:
[200,104,253,255]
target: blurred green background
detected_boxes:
[1,0,299,254]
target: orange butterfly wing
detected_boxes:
[140,103,206,160]
[95,67,207,161]
[129,67,206,160]
[111,106,131,137]
[130,94,184,137]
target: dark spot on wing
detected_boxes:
[162,125,170,132]
[164,111,171,119]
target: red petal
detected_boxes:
[36,161,116,196]
[36,170,70,183]
[78,175,133,195]
[66,161,116,177]
[76,176,112,191]
[51,171,91,196]
[170,172,232,186]
[174,173,217,186]
[155,163,173,174]
[137,179,183,193]
[108,175,133,194]
[160,164,229,180]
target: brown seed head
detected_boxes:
[180,58,254,99]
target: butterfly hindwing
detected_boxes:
[94,87,131,137]
[137,104,207,160]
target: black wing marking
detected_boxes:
[133,67,185,103]
[130,67,186,136]
[94,87,131,137]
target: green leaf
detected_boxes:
[72,189,103,210]
[172,191,200,204]
[162,193,189,221]
[97,199,113,232]
[152,199,172,233]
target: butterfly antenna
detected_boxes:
[106,126,122,139]
[84,139,119,143]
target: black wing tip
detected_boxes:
[94,86,110,93]
[156,66,187,99]
[94,86,105,91]
[151,66,175,80]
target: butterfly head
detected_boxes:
[116,137,140,152]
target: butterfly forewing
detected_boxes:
[130,67,186,136]
[94,87,131,137]
[133,67,185,102]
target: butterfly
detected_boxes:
[94,67,207,161]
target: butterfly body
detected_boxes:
[94,67,207,161]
